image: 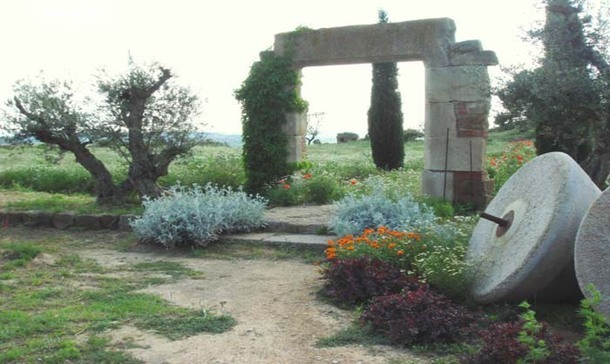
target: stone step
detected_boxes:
[223,232,334,252]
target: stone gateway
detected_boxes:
[274,18,498,208]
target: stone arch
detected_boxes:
[274,18,498,208]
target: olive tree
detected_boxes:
[4,61,201,204]
[494,0,610,187]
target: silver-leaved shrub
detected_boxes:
[131,184,268,248]
[330,177,437,237]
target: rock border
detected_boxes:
[0,210,135,231]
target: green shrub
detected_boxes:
[130,184,268,248]
[412,216,477,301]
[463,302,581,364]
[266,177,305,206]
[486,140,536,193]
[577,284,610,363]
[330,177,436,237]
[161,154,245,189]
[403,128,424,142]
[0,167,95,194]
[305,174,341,204]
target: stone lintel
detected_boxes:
[275,18,456,67]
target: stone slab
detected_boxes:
[466,152,601,304]
[575,187,610,319]
[275,18,456,67]
[224,232,333,251]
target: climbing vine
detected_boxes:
[235,50,308,193]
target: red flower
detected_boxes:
[283,184,291,189]
[350,179,357,185]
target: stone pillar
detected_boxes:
[283,69,307,164]
[422,41,497,209]
[283,112,307,163]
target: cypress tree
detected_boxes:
[367,10,405,171]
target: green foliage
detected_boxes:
[577,284,610,363]
[235,50,308,193]
[494,0,610,187]
[130,184,268,248]
[266,172,343,206]
[330,177,436,237]
[404,128,424,142]
[367,10,405,171]
[161,153,246,189]
[0,166,96,193]
[0,243,42,270]
[486,140,536,193]
[412,216,477,301]
[518,301,551,363]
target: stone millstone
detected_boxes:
[466,152,601,304]
[575,187,610,319]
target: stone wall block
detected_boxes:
[451,51,499,66]
[426,66,491,102]
[425,102,457,138]
[422,170,454,202]
[448,40,482,53]
[287,135,306,164]
[118,215,135,232]
[23,212,53,227]
[282,112,307,136]
[454,101,490,138]
[99,215,120,230]
[424,137,486,171]
[75,214,102,230]
[53,213,75,229]
[453,171,493,208]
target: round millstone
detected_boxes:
[575,187,610,319]
[466,152,601,304]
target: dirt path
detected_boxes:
[78,247,431,364]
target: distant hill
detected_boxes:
[203,132,242,147]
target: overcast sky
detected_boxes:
[0,0,586,139]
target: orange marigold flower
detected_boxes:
[350,179,357,185]
[377,226,389,234]
[370,242,380,249]
[325,247,337,259]
[303,173,313,179]
[363,228,375,236]
[396,250,405,256]
[388,243,397,249]
[347,246,354,251]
